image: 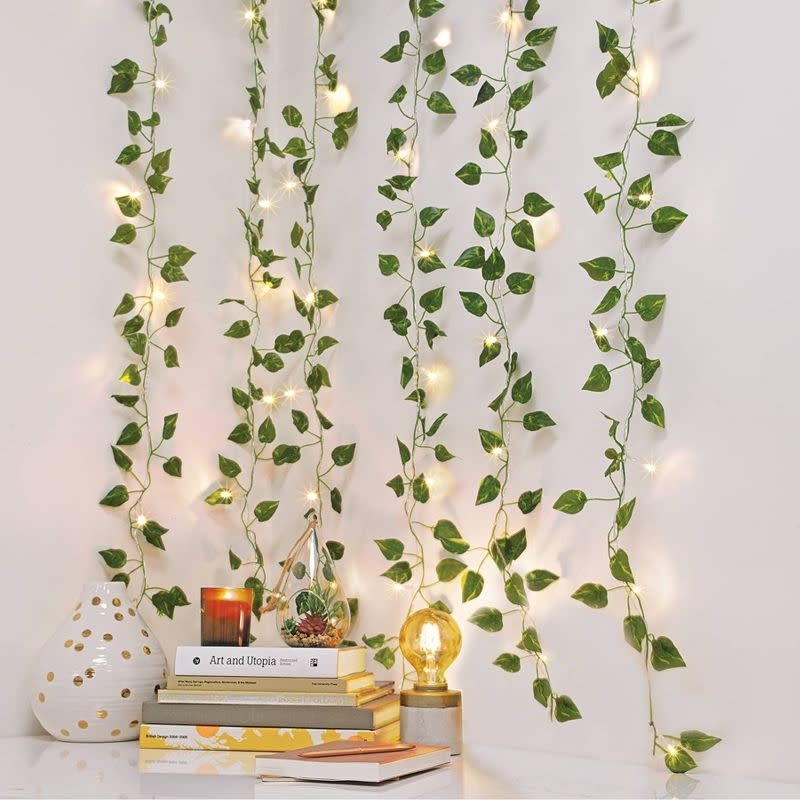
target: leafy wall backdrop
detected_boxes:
[12,0,800,782]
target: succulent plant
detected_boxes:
[296,613,328,636]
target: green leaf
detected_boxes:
[610,549,635,583]
[635,294,666,321]
[290,409,309,434]
[427,91,455,114]
[116,422,142,446]
[468,607,503,632]
[116,144,142,165]
[317,335,338,354]
[474,80,496,106]
[473,207,495,238]
[505,573,527,606]
[163,344,179,368]
[554,696,582,723]
[420,286,444,313]
[665,746,697,774]
[494,653,521,672]
[436,558,466,582]
[459,291,487,317]
[282,104,303,126]
[119,364,141,385]
[326,541,345,561]
[526,26,556,45]
[476,474,501,505]
[388,85,407,104]
[422,48,446,75]
[127,110,142,134]
[517,49,546,72]
[115,194,141,218]
[596,21,619,52]
[381,43,404,63]
[434,519,470,555]
[112,393,138,407]
[111,445,132,471]
[590,321,611,352]
[162,456,182,477]
[455,245,485,269]
[511,220,535,251]
[479,129,497,159]
[418,0,444,17]
[506,272,535,295]
[452,64,481,86]
[218,454,241,478]
[205,488,233,506]
[648,129,681,156]
[99,484,129,507]
[479,428,504,454]
[456,162,481,185]
[518,573,554,603]
[641,394,666,428]
[616,498,636,531]
[434,444,455,462]
[680,730,722,753]
[658,114,689,127]
[482,248,505,281]
[257,416,276,444]
[461,570,484,602]
[554,489,587,514]
[583,363,611,392]
[518,627,541,653]
[412,474,430,503]
[596,49,630,98]
[511,371,533,403]
[377,254,400,278]
[151,149,171,174]
[580,256,617,281]
[522,192,553,217]
[652,206,688,233]
[572,582,608,608]
[111,224,137,245]
[509,81,534,111]
[381,561,412,584]
[623,615,647,652]
[396,437,411,465]
[523,0,540,20]
[253,500,279,522]
[627,174,653,209]
[165,307,184,328]
[584,186,605,214]
[374,646,396,669]
[594,151,624,170]
[419,206,447,227]
[375,538,404,560]
[518,489,542,514]
[593,286,622,314]
[272,444,301,465]
[229,549,242,570]
[332,443,356,466]
[533,678,551,707]
[99,548,127,569]
[330,488,342,514]
[651,636,686,670]
[141,519,168,550]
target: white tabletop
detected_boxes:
[1,735,798,799]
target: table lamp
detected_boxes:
[398,607,463,755]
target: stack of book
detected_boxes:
[139,645,400,753]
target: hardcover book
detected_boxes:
[143,695,400,730]
[157,681,393,707]
[139,721,400,752]
[256,741,451,783]
[174,645,366,678]
[166,671,374,693]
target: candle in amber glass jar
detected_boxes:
[200,587,254,647]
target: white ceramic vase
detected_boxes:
[30,581,167,742]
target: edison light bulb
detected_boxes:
[399,608,462,690]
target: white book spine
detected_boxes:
[174,646,340,678]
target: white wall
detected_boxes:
[2,0,798,784]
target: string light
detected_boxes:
[135,514,148,528]
[416,246,435,260]
[638,191,652,204]
[304,290,316,306]
[594,326,609,339]
[305,489,319,503]
[282,386,302,401]
[627,67,639,82]
[225,117,254,142]
[667,745,678,757]
[262,393,277,407]
[490,446,505,458]
[433,28,452,48]
[153,75,170,92]
[483,335,499,347]
[243,7,256,22]
[281,176,299,193]
[393,145,413,164]
[484,117,502,133]
[539,653,549,664]
[150,287,166,304]
[630,584,642,596]
[325,84,352,115]
[643,460,658,476]
[219,489,233,501]
[257,195,276,212]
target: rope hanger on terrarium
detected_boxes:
[260,511,351,648]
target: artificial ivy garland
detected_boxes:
[206,0,357,613]
[98,0,192,619]
[446,0,577,722]
[363,0,458,673]
[552,0,720,772]
[206,0,277,617]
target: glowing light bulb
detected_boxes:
[484,335,499,347]
[394,145,413,163]
[330,581,338,591]
[638,192,652,204]
[539,653,549,664]
[305,490,319,503]
[317,0,328,7]
[667,745,678,757]
[417,246,435,260]
[257,196,276,212]
[627,67,639,82]
[135,514,148,528]
[283,388,297,400]
[392,583,405,594]
[434,28,452,48]
[423,368,441,385]
[498,9,512,27]
[485,117,501,132]
[644,460,658,475]
[399,608,462,691]
[304,291,316,306]
[325,84,352,115]
[151,288,166,303]
[262,394,277,406]
[225,117,254,142]
[243,8,256,22]
[594,326,609,338]
[630,584,642,595]
[282,177,299,193]
[154,76,170,92]
[491,446,504,458]
[129,189,141,200]
[220,489,233,501]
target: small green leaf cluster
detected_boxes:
[98,1,191,617]
[364,0,457,672]
[553,4,718,772]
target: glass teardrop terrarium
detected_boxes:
[272,514,350,648]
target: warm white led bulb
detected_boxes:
[630,584,642,595]
[644,461,658,475]
[257,196,274,211]
[595,326,609,338]
[417,247,435,260]
[491,446,504,458]
[220,489,233,500]
[262,394,276,406]
[135,514,148,528]
[638,192,652,203]
[151,288,166,303]
[484,335,498,347]
[434,28,452,48]
[305,490,319,503]
[282,178,299,192]
[244,8,256,21]
[627,67,639,81]
[486,118,501,132]
[154,76,169,92]
[284,388,297,400]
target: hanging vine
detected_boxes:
[205,1,280,619]
[445,0,576,722]
[98,0,191,619]
[206,0,358,613]
[362,0,458,674]
[553,0,720,771]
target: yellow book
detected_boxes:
[139,720,400,752]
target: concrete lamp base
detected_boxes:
[399,688,462,756]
